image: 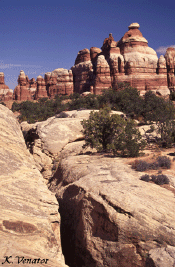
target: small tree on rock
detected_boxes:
[81,108,146,157]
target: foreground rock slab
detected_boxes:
[0,105,67,267]
[55,150,175,267]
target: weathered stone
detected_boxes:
[35,75,48,99]
[13,70,32,101]
[93,55,111,94]
[90,47,102,64]
[8,23,175,99]
[46,69,73,98]
[72,49,94,93]
[0,72,13,101]
[165,47,175,90]
[146,246,175,267]
[75,48,91,64]
[0,104,67,267]
[55,152,175,267]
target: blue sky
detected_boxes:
[0,0,175,89]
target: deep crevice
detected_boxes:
[100,193,133,218]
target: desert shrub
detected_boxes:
[11,101,21,112]
[169,91,175,101]
[68,93,99,110]
[81,107,146,156]
[140,174,150,182]
[149,161,159,170]
[133,160,150,171]
[0,101,6,106]
[157,156,171,169]
[110,119,146,157]
[133,156,171,172]
[99,84,144,118]
[11,96,68,123]
[114,85,144,118]
[154,174,170,185]
[140,174,169,185]
[150,175,157,183]
[157,120,175,148]
[81,107,125,152]
[143,91,175,123]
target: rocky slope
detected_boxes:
[0,104,67,267]
[21,109,175,267]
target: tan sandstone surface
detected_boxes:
[0,104,67,267]
[55,149,175,267]
[20,109,175,266]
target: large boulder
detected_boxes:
[21,110,125,180]
[54,150,175,267]
[0,104,67,267]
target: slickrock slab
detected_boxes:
[20,110,125,180]
[146,245,175,267]
[56,150,175,267]
[0,105,67,267]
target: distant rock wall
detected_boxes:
[72,22,173,96]
[0,72,13,101]
[1,22,175,101]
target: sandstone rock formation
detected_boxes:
[146,246,175,267]
[2,22,175,101]
[21,110,124,180]
[71,49,94,94]
[71,23,172,96]
[0,104,67,267]
[116,23,169,95]
[35,75,48,99]
[13,70,32,101]
[165,47,175,90]
[93,55,111,94]
[20,109,175,266]
[0,72,13,101]
[46,68,74,98]
[56,152,175,267]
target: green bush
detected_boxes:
[143,91,175,123]
[68,93,99,110]
[133,156,171,171]
[140,174,169,185]
[169,91,175,101]
[98,84,144,118]
[81,108,146,157]
[157,119,175,148]
[0,101,6,106]
[11,96,68,123]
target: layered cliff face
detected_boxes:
[71,49,94,94]
[116,23,169,95]
[165,47,175,89]
[0,72,13,101]
[0,104,67,267]
[72,23,172,96]
[1,22,175,101]
[46,68,74,98]
[13,70,34,101]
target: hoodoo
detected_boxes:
[1,23,175,101]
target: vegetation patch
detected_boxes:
[132,156,171,171]
[81,107,146,157]
[140,174,170,185]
